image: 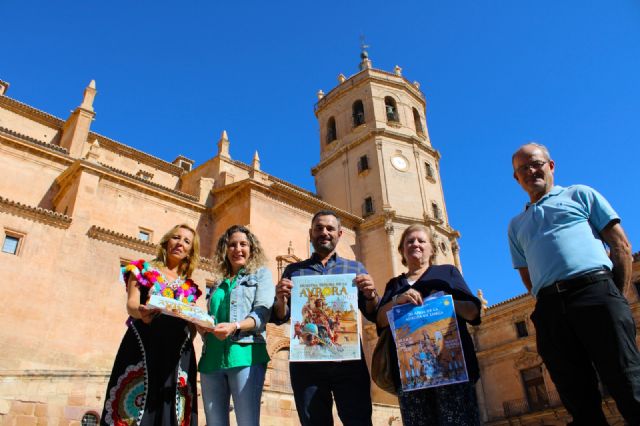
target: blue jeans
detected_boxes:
[200,364,266,426]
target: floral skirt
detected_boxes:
[398,381,480,426]
[101,315,197,426]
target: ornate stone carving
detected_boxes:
[514,346,542,369]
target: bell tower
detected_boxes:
[312,51,461,296]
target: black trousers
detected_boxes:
[531,277,640,425]
[289,358,373,426]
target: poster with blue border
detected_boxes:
[388,294,468,391]
[290,273,361,362]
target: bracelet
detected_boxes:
[235,322,241,333]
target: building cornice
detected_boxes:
[0,196,72,229]
[210,177,363,230]
[475,339,539,366]
[98,163,199,202]
[484,292,533,313]
[357,209,460,240]
[0,95,65,129]
[268,181,363,229]
[224,156,321,201]
[311,129,439,176]
[0,94,190,176]
[89,132,185,176]
[315,68,425,116]
[87,225,215,272]
[0,126,70,157]
[55,161,205,212]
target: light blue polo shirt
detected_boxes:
[508,185,618,297]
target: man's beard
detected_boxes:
[312,238,335,255]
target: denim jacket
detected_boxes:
[226,266,275,344]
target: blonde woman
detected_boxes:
[198,225,275,426]
[102,224,202,426]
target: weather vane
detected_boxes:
[359,34,370,56]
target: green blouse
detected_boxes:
[198,273,270,373]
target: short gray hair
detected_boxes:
[512,142,552,165]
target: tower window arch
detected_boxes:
[363,196,375,217]
[352,100,365,127]
[326,117,337,143]
[385,97,399,122]
[424,162,435,180]
[432,202,442,221]
[413,108,424,134]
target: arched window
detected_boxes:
[385,97,399,122]
[326,117,337,143]
[352,100,365,127]
[81,412,99,426]
[363,196,375,217]
[424,162,434,179]
[413,108,424,134]
[432,202,442,221]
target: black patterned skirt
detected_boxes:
[101,315,198,426]
[398,381,480,426]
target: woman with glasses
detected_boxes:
[375,224,482,426]
[198,225,275,426]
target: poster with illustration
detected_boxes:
[388,294,468,391]
[147,294,215,328]
[290,273,361,362]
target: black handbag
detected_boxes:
[371,326,401,394]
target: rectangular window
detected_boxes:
[358,155,369,173]
[425,162,434,179]
[138,228,152,242]
[2,234,20,255]
[180,161,192,172]
[515,321,528,338]
[432,202,442,221]
[521,366,549,411]
[363,197,374,216]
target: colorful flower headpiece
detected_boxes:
[122,259,202,303]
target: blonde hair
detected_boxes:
[152,223,200,278]
[213,225,267,279]
[397,224,437,266]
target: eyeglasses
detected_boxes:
[515,160,548,174]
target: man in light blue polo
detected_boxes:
[508,143,639,426]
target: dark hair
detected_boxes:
[311,210,341,227]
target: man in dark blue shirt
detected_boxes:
[272,210,378,426]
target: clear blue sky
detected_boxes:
[3,1,639,305]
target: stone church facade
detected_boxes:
[1,53,638,425]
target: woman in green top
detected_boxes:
[198,225,275,426]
